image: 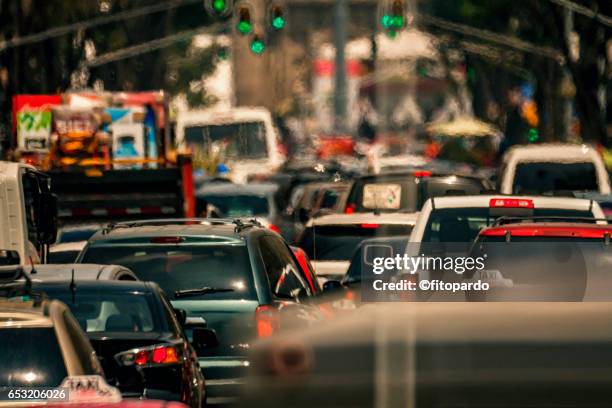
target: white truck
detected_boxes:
[499,144,611,195]
[175,107,284,183]
[0,161,57,265]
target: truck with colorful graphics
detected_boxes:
[11,91,195,225]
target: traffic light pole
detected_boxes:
[333,0,348,133]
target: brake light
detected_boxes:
[150,236,185,244]
[413,170,431,177]
[116,344,181,367]
[489,198,534,209]
[255,305,280,338]
[268,223,282,234]
[344,203,356,214]
[151,345,179,364]
[361,223,380,229]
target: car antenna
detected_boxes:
[69,268,76,304]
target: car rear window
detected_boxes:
[38,290,160,333]
[0,327,68,387]
[347,176,418,213]
[81,244,257,300]
[48,250,79,264]
[299,224,413,261]
[423,208,595,243]
[200,194,270,217]
[512,162,599,195]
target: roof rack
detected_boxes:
[102,218,263,234]
[493,216,609,227]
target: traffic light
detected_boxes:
[269,5,286,31]
[205,0,232,17]
[250,34,265,55]
[236,5,253,35]
[380,0,405,35]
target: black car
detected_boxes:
[343,171,493,214]
[76,218,324,405]
[31,280,207,408]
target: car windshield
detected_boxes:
[37,289,160,333]
[423,208,595,243]
[421,178,487,207]
[299,224,413,261]
[81,244,257,300]
[202,194,270,217]
[0,327,67,387]
[48,250,80,264]
[184,122,268,160]
[57,227,99,243]
[512,162,599,194]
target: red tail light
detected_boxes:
[344,203,356,214]
[268,223,282,234]
[489,198,534,209]
[413,170,432,177]
[255,305,280,338]
[115,344,181,367]
[361,223,380,229]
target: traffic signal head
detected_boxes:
[236,6,253,35]
[270,5,286,30]
[250,35,265,54]
[205,0,232,17]
[381,0,405,33]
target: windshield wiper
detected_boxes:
[174,287,235,299]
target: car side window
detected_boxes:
[62,310,103,375]
[259,235,311,299]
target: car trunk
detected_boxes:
[88,332,177,395]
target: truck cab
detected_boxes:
[175,107,284,183]
[0,161,57,264]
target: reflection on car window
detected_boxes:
[260,236,310,298]
[0,327,67,387]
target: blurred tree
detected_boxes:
[425,0,610,146]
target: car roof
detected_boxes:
[197,182,278,196]
[427,195,595,211]
[32,280,152,293]
[24,264,132,281]
[307,212,419,226]
[0,300,53,328]
[356,171,486,183]
[88,220,257,242]
[479,223,612,238]
[50,241,87,252]
[503,143,599,162]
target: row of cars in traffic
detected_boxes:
[2,142,612,407]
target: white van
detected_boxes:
[176,107,284,183]
[499,144,611,195]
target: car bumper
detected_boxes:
[199,357,250,405]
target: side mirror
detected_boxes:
[192,328,219,351]
[173,308,187,326]
[38,193,58,244]
[0,250,20,266]
[322,279,343,293]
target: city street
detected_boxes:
[0,0,611,407]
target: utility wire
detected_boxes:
[417,13,565,62]
[0,0,202,52]
[546,0,612,28]
[84,24,224,68]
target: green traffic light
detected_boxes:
[272,16,286,30]
[237,21,253,34]
[381,14,393,29]
[392,15,404,28]
[528,128,539,143]
[250,39,265,54]
[386,29,398,39]
[212,0,226,14]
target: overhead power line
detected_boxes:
[418,13,565,62]
[84,24,224,68]
[0,0,201,52]
[546,0,612,28]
